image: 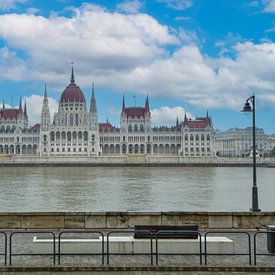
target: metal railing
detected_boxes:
[204,230,251,265]
[106,230,153,265]
[0,232,7,265]
[58,230,104,265]
[155,230,202,265]
[9,231,56,266]
[0,229,274,267]
[254,231,275,265]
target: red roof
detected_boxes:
[123,107,147,119]
[0,109,23,120]
[60,83,85,103]
[99,123,115,132]
[32,123,40,131]
[183,117,212,129]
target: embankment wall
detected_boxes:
[0,211,274,229]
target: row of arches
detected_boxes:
[46,131,92,142]
[101,143,182,155]
[0,144,37,155]
[184,134,211,141]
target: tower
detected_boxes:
[41,84,51,130]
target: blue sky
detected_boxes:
[0,0,275,133]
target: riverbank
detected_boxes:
[0,155,274,167]
[0,211,274,230]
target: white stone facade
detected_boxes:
[0,70,217,158]
[215,127,270,157]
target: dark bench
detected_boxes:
[134,225,198,239]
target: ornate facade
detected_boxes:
[0,68,216,158]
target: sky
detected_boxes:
[0,0,275,133]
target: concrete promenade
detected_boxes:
[1,212,275,274]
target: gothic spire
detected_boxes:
[2,100,5,109]
[19,97,22,112]
[145,94,150,113]
[122,93,125,112]
[90,83,97,113]
[24,100,28,119]
[44,83,48,98]
[206,110,209,118]
[176,116,179,127]
[70,62,75,84]
[184,112,187,121]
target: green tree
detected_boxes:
[271,147,275,157]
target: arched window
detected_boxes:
[201,134,205,141]
[140,124,144,131]
[190,134,193,141]
[196,134,199,141]
[43,135,47,142]
[75,114,79,126]
[134,124,138,132]
[128,125,132,132]
[185,134,188,141]
[207,134,211,141]
[70,114,74,126]
[84,131,88,141]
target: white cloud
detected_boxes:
[158,0,192,11]
[117,0,143,14]
[151,106,192,126]
[0,5,275,112]
[263,0,275,12]
[0,0,28,10]
[23,95,58,126]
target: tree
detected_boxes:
[271,147,275,157]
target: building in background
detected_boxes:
[215,127,270,157]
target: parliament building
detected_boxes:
[0,68,215,158]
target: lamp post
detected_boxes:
[242,95,261,212]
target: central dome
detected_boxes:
[60,67,86,103]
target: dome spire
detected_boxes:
[2,99,5,109]
[70,62,75,84]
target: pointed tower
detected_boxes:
[41,84,51,129]
[144,94,151,131]
[122,94,125,113]
[145,94,150,114]
[89,82,98,130]
[19,97,22,112]
[2,100,5,109]
[90,83,97,113]
[70,63,75,84]
[176,117,179,127]
[24,100,28,120]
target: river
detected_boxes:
[0,166,274,212]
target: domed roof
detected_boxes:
[60,67,86,103]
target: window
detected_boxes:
[70,114,74,126]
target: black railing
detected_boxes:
[58,230,104,265]
[155,230,202,265]
[0,229,274,267]
[9,231,56,266]
[204,231,251,265]
[254,231,275,265]
[106,230,153,265]
[0,232,7,265]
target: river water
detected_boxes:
[0,166,274,212]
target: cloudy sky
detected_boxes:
[0,0,275,132]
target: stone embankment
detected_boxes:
[0,155,275,167]
[0,211,274,230]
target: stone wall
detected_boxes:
[2,155,275,166]
[0,212,274,230]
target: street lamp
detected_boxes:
[241,95,261,212]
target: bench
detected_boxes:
[134,225,198,239]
